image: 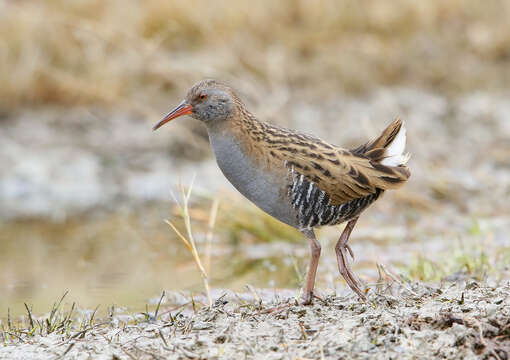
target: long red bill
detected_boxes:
[152,101,192,131]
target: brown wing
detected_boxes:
[278,119,410,205]
[285,149,409,205]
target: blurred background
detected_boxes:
[1,0,509,316]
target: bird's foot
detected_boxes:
[337,245,367,302]
[299,291,313,305]
[299,291,325,305]
[348,280,367,302]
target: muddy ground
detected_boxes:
[2,279,509,359]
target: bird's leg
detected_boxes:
[300,229,321,305]
[335,217,367,301]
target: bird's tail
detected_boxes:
[351,119,411,188]
[352,118,410,167]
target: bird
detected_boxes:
[153,79,410,304]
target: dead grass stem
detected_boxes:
[165,178,212,308]
[205,198,219,274]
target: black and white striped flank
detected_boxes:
[287,167,382,230]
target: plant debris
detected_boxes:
[1,281,509,359]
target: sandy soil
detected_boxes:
[2,280,509,360]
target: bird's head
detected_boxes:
[153,79,237,131]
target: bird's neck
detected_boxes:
[206,106,266,143]
[205,106,271,165]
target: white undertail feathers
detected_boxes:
[380,121,410,167]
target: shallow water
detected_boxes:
[0,204,302,317]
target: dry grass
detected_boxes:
[2,0,510,111]
[165,180,213,307]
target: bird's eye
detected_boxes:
[200,94,207,100]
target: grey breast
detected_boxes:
[208,131,299,228]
